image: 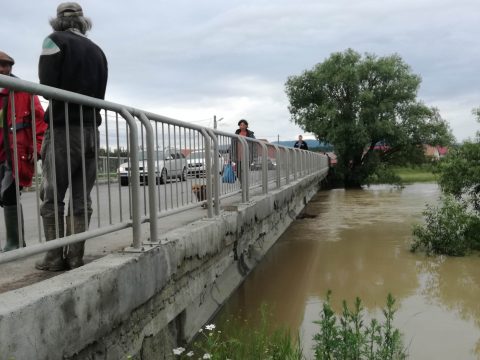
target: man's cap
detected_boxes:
[0,51,14,65]
[57,2,84,17]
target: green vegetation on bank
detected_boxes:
[393,166,437,183]
[411,108,480,256]
[171,294,406,360]
[366,165,437,185]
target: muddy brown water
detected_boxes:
[215,183,480,359]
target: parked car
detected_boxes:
[186,150,225,177]
[250,157,276,171]
[118,148,188,186]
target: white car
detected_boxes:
[186,150,225,177]
[118,148,188,186]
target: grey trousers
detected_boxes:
[40,126,97,219]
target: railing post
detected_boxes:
[206,129,220,216]
[260,141,269,194]
[120,109,142,248]
[201,129,213,218]
[272,144,281,188]
[293,149,298,181]
[237,136,249,202]
[138,112,158,243]
[285,147,290,185]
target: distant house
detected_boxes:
[424,145,440,160]
[437,146,448,158]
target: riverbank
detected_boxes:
[393,166,438,183]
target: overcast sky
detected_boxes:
[3,0,479,142]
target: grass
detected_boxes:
[392,166,437,183]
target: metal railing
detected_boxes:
[0,75,329,265]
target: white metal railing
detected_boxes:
[0,75,329,265]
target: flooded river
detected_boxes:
[217,183,480,359]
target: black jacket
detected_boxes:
[294,140,308,150]
[39,30,108,127]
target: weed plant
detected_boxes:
[313,291,407,360]
[172,293,406,360]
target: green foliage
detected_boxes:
[314,291,407,360]
[411,196,480,256]
[285,49,454,188]
[435,141,480,211]
[174,305,303,360]
[365,163,402,186]
[172,295,406,360]
[411,109,480,256]
[367,165,437,185]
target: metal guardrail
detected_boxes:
[0,75,329,265]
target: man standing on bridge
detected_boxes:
[293,135,308,150]
[35,2,108,271]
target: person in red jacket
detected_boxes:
[0,51,46,251]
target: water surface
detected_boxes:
[218,183,480,359]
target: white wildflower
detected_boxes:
[186,351,194,357]
[173,347,185,355]
[203,353,212,359]
[205,324,216,331]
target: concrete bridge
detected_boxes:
[0,75,329,359]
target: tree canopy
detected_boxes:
[285,49,454,187]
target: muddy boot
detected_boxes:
[3,205,25,252]
[65,215,89,270]
[35,216,66,271]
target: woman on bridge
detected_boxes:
[232,119,255,182]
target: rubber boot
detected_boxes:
[65,215,89,270]
[3,205,25,252]
[35,216,66,271]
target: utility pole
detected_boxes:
[277,134,280,144]
[213,115,223,130]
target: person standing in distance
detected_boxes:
[293,135,308,150]
[233,119,255,182]
[0,51,46,251]
[36,2,108,271]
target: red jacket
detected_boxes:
[0,88,46,187]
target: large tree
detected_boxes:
[285,49,453,187]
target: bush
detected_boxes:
[411,196,480,256]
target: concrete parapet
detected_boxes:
[0,172,325,359]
